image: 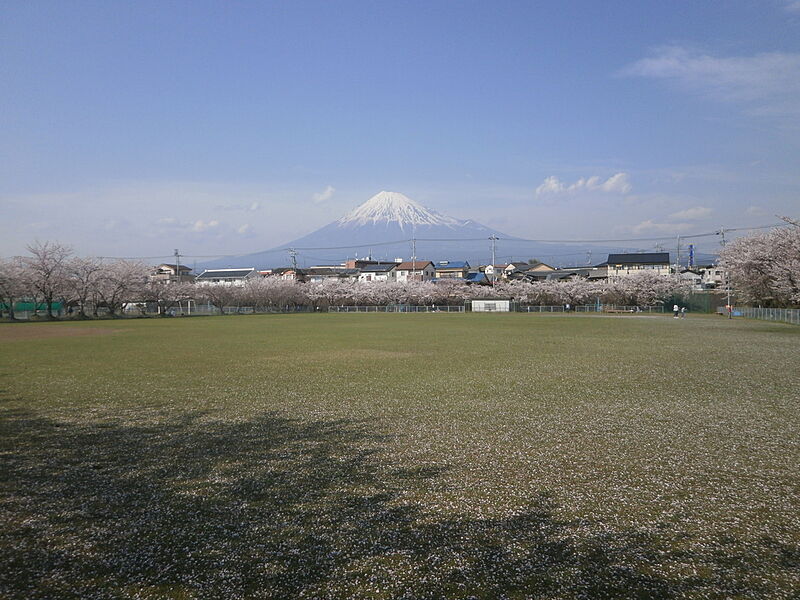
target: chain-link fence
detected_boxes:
[328,305,465,313]
[716,306,800,325]
[517,305,664,313]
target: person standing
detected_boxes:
[673,304,680,318]
[681,306,687,319]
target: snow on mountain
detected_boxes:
[337,191,462,228]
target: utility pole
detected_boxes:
[719,228,732,319]
[174,248,181,315]
[411,237,417,282]
[675,235,681,275]
[489,235,498,284]
[288,248,298,281]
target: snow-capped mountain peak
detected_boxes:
[337,191,462,228]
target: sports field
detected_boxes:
[1,314,798,599]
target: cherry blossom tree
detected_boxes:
[95,260,149,316]
[0,257,26,320]
[67,256,103,318]
[196,283,244,314]
[719,219,800,306]
[22,241,73,319]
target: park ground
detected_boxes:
[1,313,798,599]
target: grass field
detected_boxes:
[1,313,798,599]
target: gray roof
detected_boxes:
[606,252,670,265]
[360,264,397,273]
[197,269,255,279]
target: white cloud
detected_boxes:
[312,185,336,204]
[191,219,219,232]
[237,224,252,235]
[535,173,632,196]
[670,206,712,220]
[216,201,261,212]
[786,1,800,13]
[621,46,800,116]
[631,219,693,235]
[746,205,768,216]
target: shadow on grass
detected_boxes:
[0,409,794,599]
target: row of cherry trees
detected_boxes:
[0,242,154,319]
[1,242,691,319]
[719,218,800,307]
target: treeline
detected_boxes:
[0,242,697,319]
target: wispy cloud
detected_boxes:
[785,1,800,14]
[535,173,632,196]
[157,217,221,233]
[670,206,712,220]
[621,45,800,117]
[631,219,693,235]
[216,201,261,211]
[312,185,336,204]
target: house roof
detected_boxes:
[306,267,360,276]
[197,268,255,279]
[525,262,555,272]
[435,261,470,270]
[606,252,670,265]
[396,261,434,270]
[360,264,397,273]
[465,272,488,283]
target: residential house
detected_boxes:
[395,261,436,282]
[434,261,470,279]
[150,263,194,284]
[196,268,258,285]
[523,266,608,282]
[483,264,507,282]
[525,262,556,273]
[465,271,490,284]
[304,266,361,283]
[679,269,704,290]
[698,264,725,289]
[603,253,671,279]
[359,263,398,283]
[503,262,532,278]
[345,259,400,269]
[259,268,306,282]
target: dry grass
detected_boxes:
[1,314,798,598]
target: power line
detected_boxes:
[90,222,786,261]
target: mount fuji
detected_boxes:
[200,191,644,270]
[203,191,512,269]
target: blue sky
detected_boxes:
[2,0,799,260]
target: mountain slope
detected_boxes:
[199,191,669,270]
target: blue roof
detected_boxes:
[465,272,487,282]
[435,261,470,270]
